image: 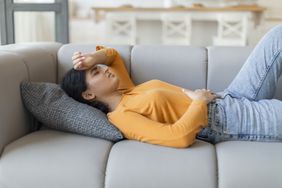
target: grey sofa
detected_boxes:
[1,43,282,188]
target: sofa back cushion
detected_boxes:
[131,45,207,90]
[208,46,282,100]
[58,44,282,100]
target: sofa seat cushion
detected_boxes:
[0,130,113,188]
[105,139,217,188]
[216,141,282,188]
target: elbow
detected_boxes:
[168,131,197,148]
[165,136,195,149]
[178,138,195,148]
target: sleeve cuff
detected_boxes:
[96,45,106,51]
[105,48,116,57]
[192,99,206,105]
[96,45,116,57]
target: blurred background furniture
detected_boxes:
[106,12,137,45]
[161,13,192,45]
[213,13,249,46]
[92,5,265,46]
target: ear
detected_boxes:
[82,91,96,101]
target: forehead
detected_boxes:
[87,64,107,73]
[95,64,107,68]
[91,64,107,70]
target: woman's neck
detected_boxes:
[100,91,123,112]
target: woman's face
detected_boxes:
[82,64,119,100]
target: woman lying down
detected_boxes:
[61,25,282,148]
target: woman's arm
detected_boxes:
[72,45,118,69]
[72,45,135,90]
[108,99,208,148]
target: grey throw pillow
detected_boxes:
[20,81,124,141]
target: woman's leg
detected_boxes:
[198,25,282,144]
[222,24,282,101]
[212,96,282,143]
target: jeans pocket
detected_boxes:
[213,102,227,135]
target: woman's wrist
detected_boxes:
[89,51,101,66]
[90,50,108,66]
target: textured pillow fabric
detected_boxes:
[20,81,124,141]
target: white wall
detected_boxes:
[248,0,282,45]
[258,0,282,18]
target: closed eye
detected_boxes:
[90,66,99,76]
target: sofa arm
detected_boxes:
[0,43,62,155]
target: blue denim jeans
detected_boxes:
[197,24,282,144]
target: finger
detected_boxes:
[182,88,192,92]
[72,52,82,59]
[73,59,81,65]
[74,62,82,69]
[72,54,83,61]
[73,51,81,56]
[185,89,194,94]
[77,56,85,61]
[73,57,85,64]
[73,59,83,65]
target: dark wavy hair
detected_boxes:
[60,68,110,114]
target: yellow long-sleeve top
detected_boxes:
[96,45,208,148]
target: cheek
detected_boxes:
[88,74,118,93]
[92,77,106,89]
[112,77,120,88]
[86,75,103,91]
[103,77,119,93]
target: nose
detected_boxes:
[103,66,109,73]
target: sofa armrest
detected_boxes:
[0,43,62,155]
